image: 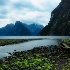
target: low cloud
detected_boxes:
[0,0,61,27]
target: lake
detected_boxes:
[0,36,70,39]
[0,36,69,58]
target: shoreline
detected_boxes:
[0,39,70,69]
[0,45,70,70]
[0,38,43,46]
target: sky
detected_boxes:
[0,0,61,27]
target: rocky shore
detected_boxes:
[0,39,70,70]
[0,46,70,70]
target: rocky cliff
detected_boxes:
[39,0,70,36]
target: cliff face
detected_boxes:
[39,0,70,36]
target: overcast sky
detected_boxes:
[0,0,61,27]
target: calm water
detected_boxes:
[0,36,69,58]
[0,36,70,39]
[0,39,59,58]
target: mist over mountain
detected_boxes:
[0,21,44,36]
[39,0,70,36]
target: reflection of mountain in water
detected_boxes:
[0,21,44,36]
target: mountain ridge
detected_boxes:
[0,21,44,36]
[39,0,70,36]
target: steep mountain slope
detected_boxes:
[10,21,31,36]
[0,24,14,36]
[0,21,44,36]
[39,0,70,36]
[27,23,44,35]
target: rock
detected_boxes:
[39,0,70,36]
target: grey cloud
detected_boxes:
[0,9,8,15]
[12,1,45,12]
[0,0,9,6]
[0,15,6,19]
[14,2,33,9]
[0,0,61,27]
[0,8,9,19]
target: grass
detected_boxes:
[59,39,70,48]
[0,39,28,46]
[62,58,70,70]
[0,47,54,70]
[0,39,70,70]
[0,38,43,46]
[0,46,69,70]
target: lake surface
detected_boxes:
[0,36,70,39]
[0,39,59,58]
[0,36,69,59]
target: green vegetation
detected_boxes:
[0,48,54,70]
[62,58,70,70]
[0,39,70,70]
[59,39,70,48]
[0,39,43,46]
[0,39,28,46]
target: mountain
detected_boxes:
[0,23,14,36]
[27,23,44,35]
[10,21,31,36]
[39,0,70,36]
[0,21,44,36]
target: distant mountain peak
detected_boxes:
[15,21,27,27]
[6,23,14,26]
[15,21,24,25]
[0,21,44,36]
